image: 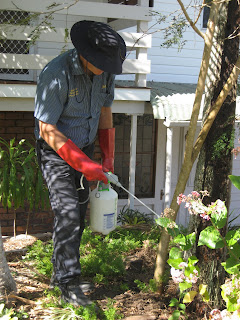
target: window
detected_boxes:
[0,10,34,81]
[113,114,156,199]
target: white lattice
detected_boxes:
[0,10,30,77]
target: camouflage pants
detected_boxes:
[36,140,94,284]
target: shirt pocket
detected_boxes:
[67,87,91,117]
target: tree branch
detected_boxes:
[177,0,205,39]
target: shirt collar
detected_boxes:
[70,49,85,75]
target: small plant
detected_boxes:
[134,279,149,292]
[44,303,98,320]
[117,205,153,225]
[0,303,18,320]
[168,298,186,320]
[0,303,28,319]
[102,299,123,320]
[134,279,158,293]
[119,283,129,292]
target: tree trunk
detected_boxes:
[0,224,17,298]
[192,0,240,308]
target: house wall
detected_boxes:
[147,0,205,83]
[118,0,206,84]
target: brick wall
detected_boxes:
[0,205,54,236]
[0,111,36,143]
[0,111,55,236]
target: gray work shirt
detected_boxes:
[34,49,115,149]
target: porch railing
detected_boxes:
[0,0,152,87]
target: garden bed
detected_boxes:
[3,230,210,319]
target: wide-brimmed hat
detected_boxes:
[70,20,126,74]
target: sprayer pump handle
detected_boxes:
[104,172,122,187]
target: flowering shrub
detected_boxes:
[156,190,240,320]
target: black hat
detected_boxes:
[70,20,126,74]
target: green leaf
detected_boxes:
[211,201,227,229]
[167,258,184,269]
[228,243,240,259]
[183,291,197,303]
[202,291,210,302]
[168,310,181,320]
[155,217,173,228]
[169,297,179,307]
[226,229,240,247]
[222,256,240,275]
[229,175,240,190]
[172,233,195,250]
[179,303,186,311]
[199,284,208,295]
[167,226,180,238]
[198,226,225,249]
[199,284,210,302]
[179,281,192,292]
[188,256,198,266]
[169,247,182,260]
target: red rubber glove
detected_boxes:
[98,128,115,173]
[57,139,108,184]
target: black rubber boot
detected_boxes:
[50,272,95,293]
[59,280,94,307]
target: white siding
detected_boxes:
[147,0,205,83]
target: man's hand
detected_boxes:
[57,139,108,183]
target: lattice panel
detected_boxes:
[0,10,30,75]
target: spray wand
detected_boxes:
[104,172,160,218]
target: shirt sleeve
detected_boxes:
[103,73,115,107]
[34,66,68,124]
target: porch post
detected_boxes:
[154,120,166,215]
[128,114,138,209]
[164,124,173,208]
[136,0,149,87]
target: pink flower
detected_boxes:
[170,267,185,283]
[200,213,211,221]
[191,191,200,198]
[210,309,222,320]
[178,262,188,268]
[177,193,184,205]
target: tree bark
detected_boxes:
[192,0,240,308]
[0,224,17,299]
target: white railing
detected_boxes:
[0,0,152,87]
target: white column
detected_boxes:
[135,0,149,87]
[164,125,173,208]
[128,114,138,209]
[154,120,166,215]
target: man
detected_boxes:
[34,20,126,306]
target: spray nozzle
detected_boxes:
[104,172,122,187]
